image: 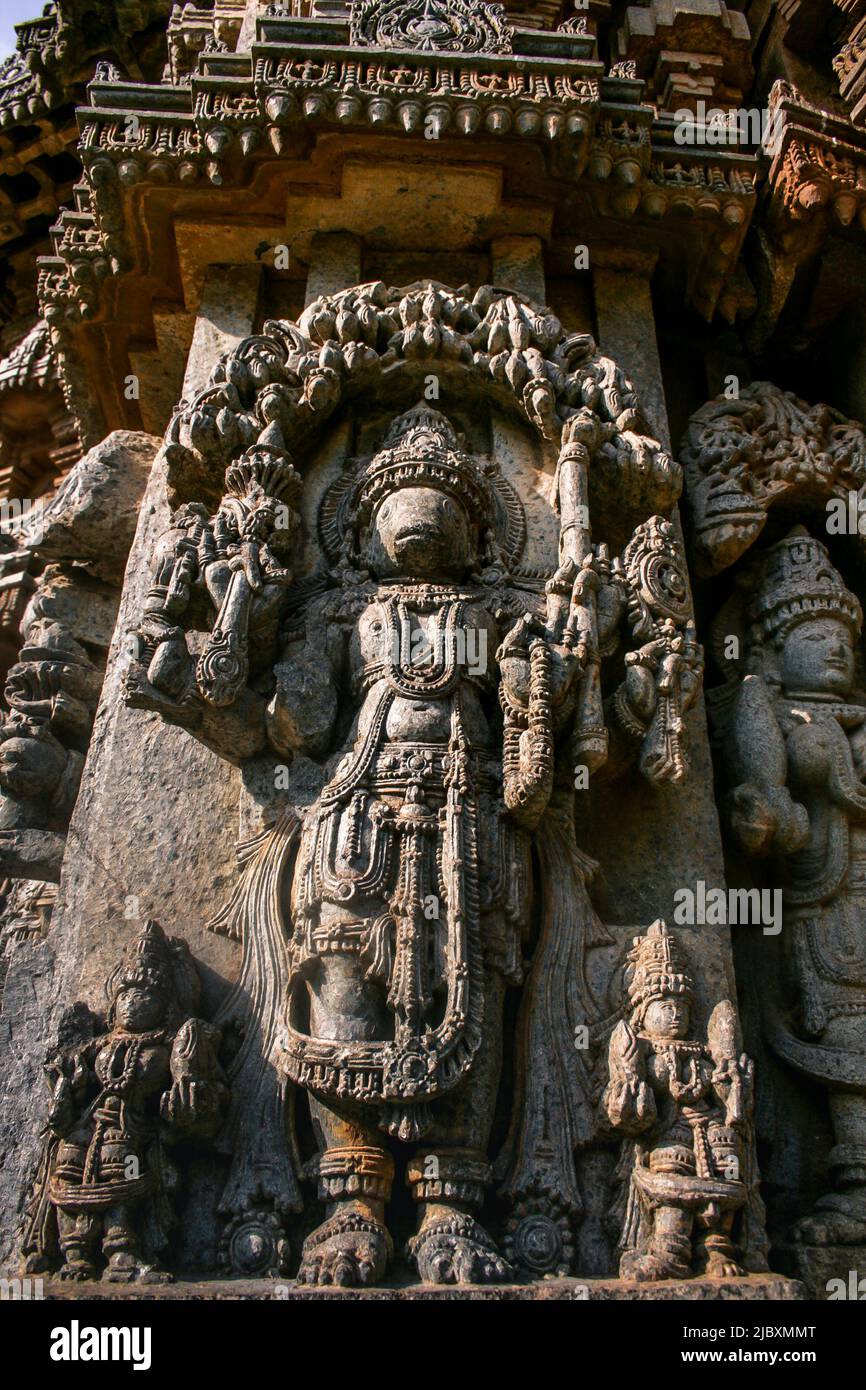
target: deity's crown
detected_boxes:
[353,404,490,523]
[750,526,862,641]
[107,918,174,996]
[625,919,694,1016]
[106,918,198,1020]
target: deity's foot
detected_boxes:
[296,1204,392,1287]
[408,1208,513,1285]
[104,1250,173,1284]
[621,1250,690,1282]
[58,1260,99,1281]
[703,1251,744,1279]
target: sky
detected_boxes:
[0,1,48,61]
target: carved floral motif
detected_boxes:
[349,0,513,55]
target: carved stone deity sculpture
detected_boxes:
[22,919,227,1282]
[604,920,754,1281]
[120,282,708,1286]
[724,529,866,1250]
[0,617,101,848]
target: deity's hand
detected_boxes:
[537,553,610,702]
[162,1019,227,1138]
[560,407,603,457]
[202,544,291,635]
[621,621,702,727]
[617,429,657,475]
[46,1078,75,1134]
[45,1051,88,1133]
[161,1075,202,1134]
[711,1052,754,1127]
[498,605,583,714]
[202,547,256,609]
[123,631,200,726]
[161,1072,224,1138]
[594,548,625,650]
[497,613,538,709]
[168,547,198,606]
[726,782,809,858]
[604,1020,656,1134]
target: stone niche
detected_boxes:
[0,272,798,1300]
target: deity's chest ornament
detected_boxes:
[381,595,468,698]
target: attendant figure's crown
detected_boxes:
[750,527,861,641]
[106,918,199,1023]
[625,919,694,1018]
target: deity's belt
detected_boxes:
[367,741,499,794]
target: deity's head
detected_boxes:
[779,616,855,698]
[642,996,690,1040]
[750,529,861,698]
[353,406,489,581]
[113,980,167,1033]
[106,919,198,1033]
[625,919,694,1041]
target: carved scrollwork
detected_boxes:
[681,381,866,577]
[349,0,513,55]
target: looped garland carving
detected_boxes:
[163,279,681,521]
[350,0,513,55]
[680,380,866,577]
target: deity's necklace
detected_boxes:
[382,596,466,698]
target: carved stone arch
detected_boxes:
[160,281,682,552]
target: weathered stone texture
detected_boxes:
[4,0,866,1302]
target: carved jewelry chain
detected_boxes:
[383,597,465,698]
[501,636,554,827]
[101,1032,162,1095]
